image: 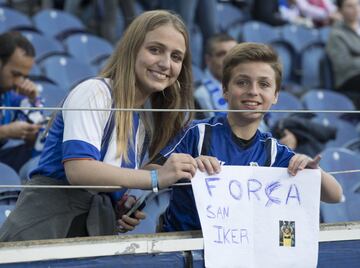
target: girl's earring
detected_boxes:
[176,80,181,89]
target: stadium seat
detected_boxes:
[190,25,203,68]
[319,53,334,90]
[300,44,326,88]
[134,1,145,15]
[0,204,15,228]
[22,31,66,62]
[312,117,359,148]
[270,41,295,84]
[33,9,86,40]
[280,24,321,53]
[36,81,67,117]
[266,91,304,128]
[94,56,110,73]
[227,22,242,41]
[319,148,360,222]
[40,55,97,91]
[302,89,355,121]
[346,180,360,221]
[18,155,41,183]
[192,65,204,87]
[343,137,360,153]
[63,33,113,65]
[29,64,42,77]
[0,7,36,33]
[319,26,330,43]
[241,21,281,44]
[0,162,21,205]
[216,3,246,31]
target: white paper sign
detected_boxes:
[191,166,321,268]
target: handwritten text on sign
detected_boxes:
[191,166,321,268]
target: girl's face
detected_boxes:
[135,23,186,100]
[223,61,278,123]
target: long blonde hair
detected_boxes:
[100,10,194,162]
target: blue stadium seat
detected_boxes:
[0,162,21,205]
[343,137,360,153]
[346,180,360,221]
[33,9,86,40]
[270,41,295,84]
[22,31,66,62]
[63,33,113,65]
[0,162,21,187]
[216,3,247,31]
[18,155,41,183]
[319,52,334,90]
[0,7,36,33]
[192,65,204,87]
[94,56,110,73]
[227,22,242,41]
[29,64,42,77]
[266,91,304,128]
[302,89,355,121]
[280,24,321,53]
[312,117,359,148]
[300,44,326,88]
[319,148,360,222]
[134,1,145,15]
[36,81,67,117]
[319,26,331,43]
[190,25,203,67]
[40,55,97,91]
[241,21,281,44]
[0,204,15,228]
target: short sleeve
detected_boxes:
[62,79,112,162]
[274,141,295,167]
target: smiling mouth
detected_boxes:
[149,70,169,80]
[242,101,261,107]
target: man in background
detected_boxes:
[194,33,237,118]
[326,0,360,108]
[0,32,41,171]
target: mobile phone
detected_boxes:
[125,193,148,217]
[124,189,170,217]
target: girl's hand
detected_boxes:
[117,211,146,233]
[157,153,198,188]
[116,195,146,233]
[288,154,321,176]
[196,155,221,175]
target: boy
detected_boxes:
[154,43,343,232]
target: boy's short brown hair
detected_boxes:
[222,42,282,93]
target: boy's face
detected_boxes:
[223,61,278,122]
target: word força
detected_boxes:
[205,177,301,206]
